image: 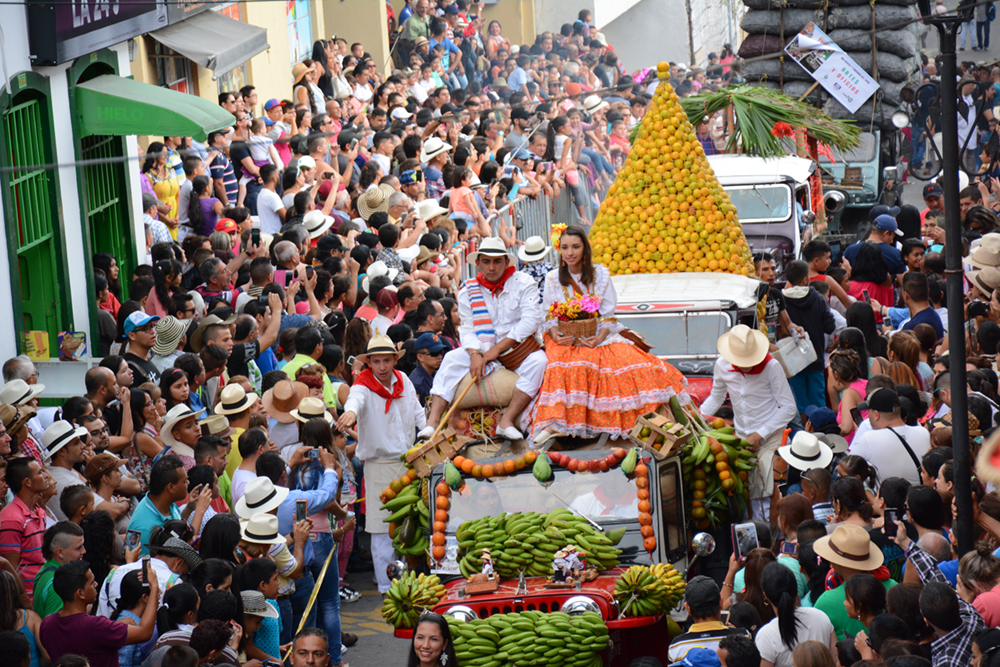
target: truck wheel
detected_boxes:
[629,658,662,667]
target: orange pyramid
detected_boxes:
[590,63,755,277]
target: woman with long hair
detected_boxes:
[155,583,200,637]
[94,253,123,317]
[185,559,234,600]
[843,573,886,629]
[142,142,179,236]
[830,476,874,527]
[81,509,118,588]
[790,640,836,667]
[531,226,689,444]
[112,570,152,667]
[836,455,879,509]
[101,354,135,389]
[188,175,223,238]
[730,548,778,623]
[544,117,589,223]
[886,583,934,646]
[343,318,372,382]
[845,301,889,359]
[889,331,929,390]
[199,513,246,566]
[835,327,886,377]
[439,297,460,345]
[887,361,920,390]
[826,349,867,442]
[125,388,164,491]
[160,368,191,412]
[407,613,459,667]
[0,570,47,667]
[146,259,182,319]
[757,562,836,667]
[956,543,1000,627]
[847,242,893,319]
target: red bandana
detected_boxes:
[729,354,774,376]
[476,266,516,297]
[354,368,404,413]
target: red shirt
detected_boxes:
[0,496,48,597]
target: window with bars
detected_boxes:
[287,0,313,66]
[1,84,67,355]
[153,41,193,94]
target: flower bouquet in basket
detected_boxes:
[549,293,601,338]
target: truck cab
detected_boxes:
[819,129,897,236]
[707,154,816,276]
[612,272,763,404]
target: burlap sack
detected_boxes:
[454,370,518,409]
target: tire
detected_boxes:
[629,658,663,667]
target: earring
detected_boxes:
[440,654,449,666]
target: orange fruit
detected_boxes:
[636,477,649,489]
[514,457,526,470]
[644,537,657,552]
[460,459,475,474]
[453,456,467,469]
[638,512,653,526]
[640,525,655,538]
[635,463,648,477]
[382,487,396,501]
[432,546,446,560]
[435,496,450,510]
[435,509,449,522]
[638,488,650,500]
[638,500,651,513]
[433,521,447,533]
[471,465,483,478]
[436,483,451,497]
[432,532,446,547]
[524,451,537,464]
[482,464,495,478]
[503,459,516,474]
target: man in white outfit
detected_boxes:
[419,238,547,441]
[699,324,797,521]
[337,335,426,593]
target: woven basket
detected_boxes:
[557,318,598,338]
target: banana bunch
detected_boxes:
[649,562,687,610]
[681,427,757,529]
[381,478,430,557]
[381,571,447,629]
[456,508,622,580]
[614,565,671,617]
[446,609,608,667]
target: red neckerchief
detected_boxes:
[354,368,404,413]
[476,266,516,297]
[729,354,773,376]
[593,485,631,515]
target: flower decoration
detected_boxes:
[771,121,795,138]
[550,223,568,247]
[548,294,601,322]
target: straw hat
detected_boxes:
[41,420,88,459]
[199,414,237,439]
[968,266,1000,296]
[190,314,237,353]
[583,95,609,115]
[815,433,850,455]
[777,431,833,471]
[0,403,35,435]
[156,537,203,569]
[215,384,258,416]
[152,316,187,357]
[468,237,511,264]
[292,62,315,85]
[518,236,552,262]
[241,590,279,619]
[966,245,1000,270]
[413,246,440,268]
[240,513,287,546]
[262,380,304,424]
[361,260,400,295]
[716,324,769,368]
[413,198,450,222]
[235,477,290,519]
[0,379,45,406]
[289,396,334,424]
[358,184,396,220]
[812,524,883,571]
[302,210,335,239]
[160,404,207,456]
[83,453,122,484]
[420,137,451,162]
[356,335,404,364]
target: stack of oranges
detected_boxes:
[590,62,755,277]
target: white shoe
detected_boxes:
[497,425,524,441]
[417,425,436,439]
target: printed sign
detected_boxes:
[784,22,880,114]
[58,331,88,361]
[23,331,49,361]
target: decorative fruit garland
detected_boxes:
[451,451,538,480]
[547,448,629,472]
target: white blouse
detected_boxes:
[539,265,623,339]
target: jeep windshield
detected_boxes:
[722,184,791,223]
[615,311,731,375]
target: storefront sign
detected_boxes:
[26,0,225,66]
[784,22,880,114]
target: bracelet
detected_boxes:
[722,581,733,589]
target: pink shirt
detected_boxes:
[975,584,1000,629]
[0,496,47,597]
[449,186,477,217]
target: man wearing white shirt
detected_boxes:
[700,325,797,520]
[256,164,286,235]
[848,388,930,486]
[419,238,547,442]
[337,335,426,593]
[370,131,393,176]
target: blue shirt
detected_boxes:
[507,67,528,92]
[902,306,945,339]
[843,240,906,275]
[257,347,278,375]
[429,37,461,70]
[127,496,182,556]
[409,364,434,406]
[277,469,339,565]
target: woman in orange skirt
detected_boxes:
[530,225,689,444]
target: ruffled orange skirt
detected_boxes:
[529,336,688,441]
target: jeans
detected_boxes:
[309,534,343,664]
[581,148,613,176]
[961,20,975,48]
[787,370,826,414]
[979,20,991,48]
[278,597,294,646]
[244,179,262,216]
[912,130,927,168]
[289,570,317,647]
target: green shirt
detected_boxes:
[814,577,896,640]
[281,354,340,412]
[33,559,62,617]
[403,14,430,41]
[219,470,233,510]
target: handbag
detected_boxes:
[499,336,542,370]
[886,427,924,482]
[620,328,653,353]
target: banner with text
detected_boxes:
[784,22,879,114]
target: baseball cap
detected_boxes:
[803,405,838,430]
[124,311,160,334]
[400,169,422,185]
[873,214,903,236]
[868,204,901,222]
[263,117,276,126]
[683,575,720,610]
[511,147,533,161]
[264,99,285,111]
[215,218,237,233]
[413,332,447,355]
[923,183,944,199]
[141,192,160,211]
[376,288,398,310]
[296,155,317,171]
[858,388,900,413]
[511,107,533,121]
[669,649,719,667]
[391,107,413,121]
[444,4,459,13]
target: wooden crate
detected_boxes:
[628,412,691,459]
[465,577,500,595]
[406,428,462,478]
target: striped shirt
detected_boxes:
[210,152,238,206]
[0,496,48,598]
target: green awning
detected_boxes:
[76,74,234,142]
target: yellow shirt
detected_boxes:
[225,427,246,480]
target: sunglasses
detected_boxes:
[420,349,445,357]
